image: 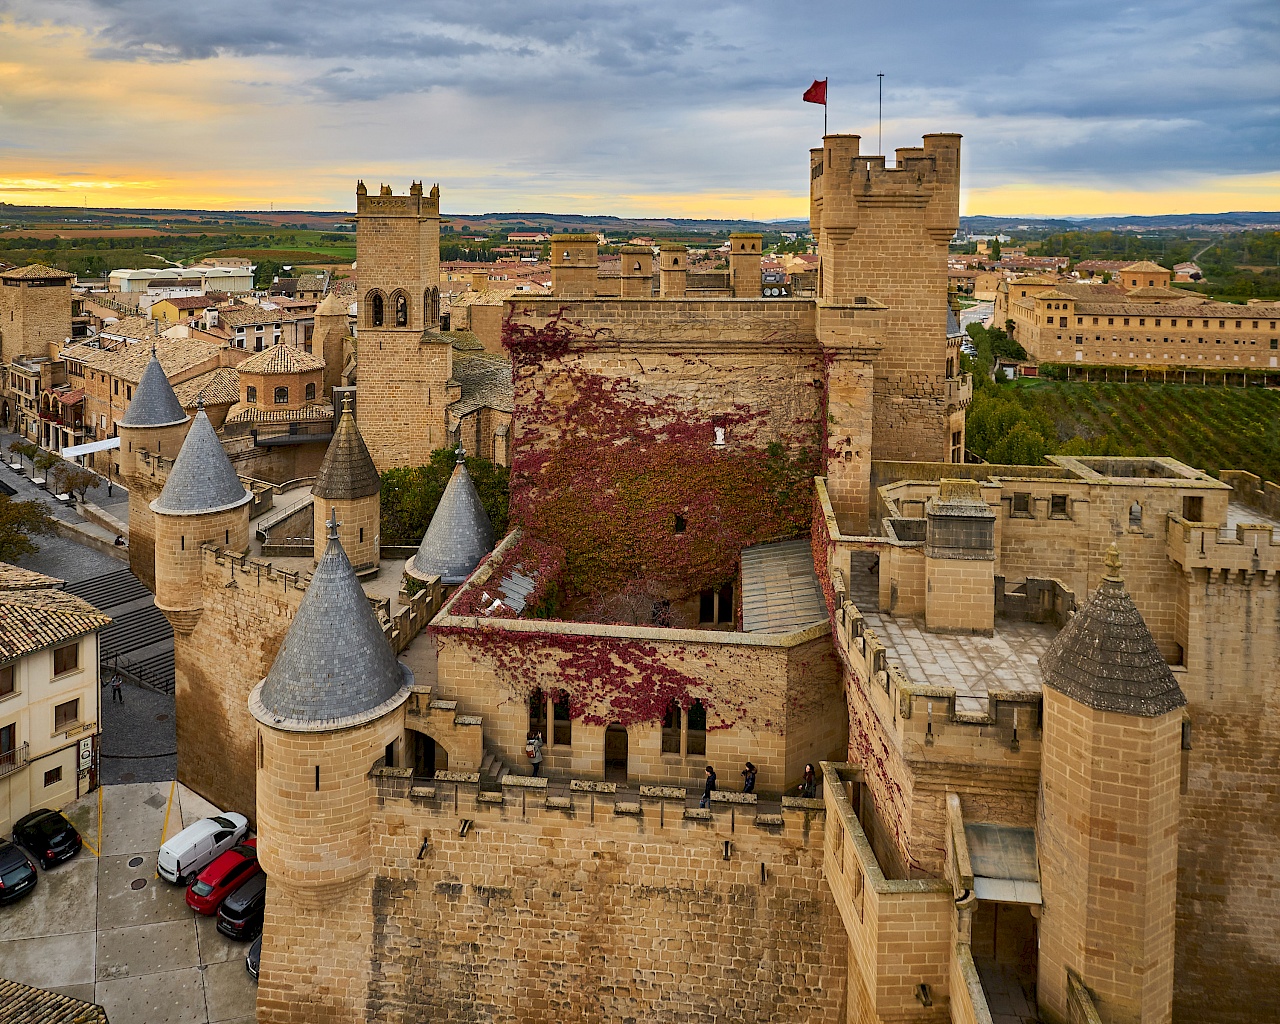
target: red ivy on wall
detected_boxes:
[502,310,823,601]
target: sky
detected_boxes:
[0,1,1277,219]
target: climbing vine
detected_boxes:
[501,310,823,601]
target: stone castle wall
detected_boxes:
[259,773,847,1023]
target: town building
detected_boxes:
[107,265,254,295]
[0,564,110,834]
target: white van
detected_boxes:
[157,813,249,884]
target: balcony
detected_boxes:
[0,741,30,780]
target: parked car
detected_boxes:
[0,838,38,904]
[12,808,82,868]
[246,934,262,980]
[185,839,259,915]
[157,812,249,884]
[217,870,267,939]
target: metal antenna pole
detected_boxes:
[878,73,884,154]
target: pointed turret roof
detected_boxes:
[313,397,379,500]
[1040,545,1186,717]
[150,404,251,515]
[407,446,495,585]
[119,347,189,429]
[315,291,349,317]
[251,514,411,730]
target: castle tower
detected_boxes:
[312,290,350,398]
[1037,546,1186,1024]
[150,401,252,635]
[312,395,381,572]
[658,243,688,298]
[354,179,450,472]
[619,245,654,298]
[923,479,995,634]
[550,234,599,298]
[404,446,494,585]
[728,233,762,298]
[250,515,413,1023]
[810,133,964,521]
[0,264,74,365]
[115,347,192,590]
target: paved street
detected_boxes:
[0,782,258,1024]
[100,683,178,786]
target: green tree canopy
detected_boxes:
[380,449,510,547]
[0,495,55,562]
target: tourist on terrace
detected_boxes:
[700,765,717,808]
[741,762,757,794]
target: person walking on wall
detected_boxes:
[798,763,817,799]
[741,761,757,794]
[526,732,544,776]
[110,674,123,703]
[700,764,717,808]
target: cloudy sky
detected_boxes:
[0,0,1276,217]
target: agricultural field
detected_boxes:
[967,377,1280,483]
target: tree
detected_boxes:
[380,449,510,546]
[0,495,55,561]
[7,439,37,471]
[53,463,102,502]
[253,259,283,290]
[32,450,58,485]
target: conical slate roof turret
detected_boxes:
[312,396,379,500]
[1040,545,1186,717]
[119,347,189,429]
[408,446,495,585]
[252,512,411,729]
[150,403,251,515]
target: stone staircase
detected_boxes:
[479,743,515,792]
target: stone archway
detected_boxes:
[407,729,448,779]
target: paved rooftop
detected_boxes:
[740,538,828,634]
[1223,500,1280,536]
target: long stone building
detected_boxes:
[120,132,1280,1023]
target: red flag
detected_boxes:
[803,79,827,105]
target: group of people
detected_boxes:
[698,761,818,807]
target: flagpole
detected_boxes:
[877,72,884,154]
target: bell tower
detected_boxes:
[354,180,449,472]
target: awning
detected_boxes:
[965,822,1042,905]
[62,437,121,458]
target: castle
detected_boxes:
[117,133,1280,1023]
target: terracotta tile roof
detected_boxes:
[297,273,328,292]
[0,562,63,591]
[62,338,222,385]
[0,584,112,661]
[98,316,160,342]
[0,263,74,281]
[1124,286,1194,299]
[1073,298,1276,317]
[156,294,227,311]
[236,343,325,375]
[1121,260,1168,273]
[0,977,109,1024]
[224,404,334,425]
[449,352,513,418]
[217,305,311,328]
[174,366,240,408]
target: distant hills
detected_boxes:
[959,212,1280,234]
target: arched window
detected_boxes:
[245,385,257,404]
[274,386,289,405]
[305,382,316,401]
[1129,501,1143,528]
[394,292,408,327]
[370,292,384,327]
[424,287,439,326]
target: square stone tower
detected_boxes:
[810,134,963,468]
[354,181,448,472]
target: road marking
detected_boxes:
[81,782,103,857]
[155,779,177,878]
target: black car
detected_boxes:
[246,934,261,980]
[13,808,82,869]
[0,838,37,904]
[217,871,266,940]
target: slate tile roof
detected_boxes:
[151,409,251,515]
[0,977,109,1024]
[254,524,412,729]
[0,582,113,661]
[118,350,189,428]
[408,450,495,585]
[313,402,379,500]
[237,343,325,375]
[448,353,513,418]
[1040,546,1186,717]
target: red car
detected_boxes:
[185,839,259,915]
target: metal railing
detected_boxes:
[0,741,30,779]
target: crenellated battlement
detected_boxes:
[355,181,440,218]
[1165,512,1280,576]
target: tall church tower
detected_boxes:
[354,180,450,472]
